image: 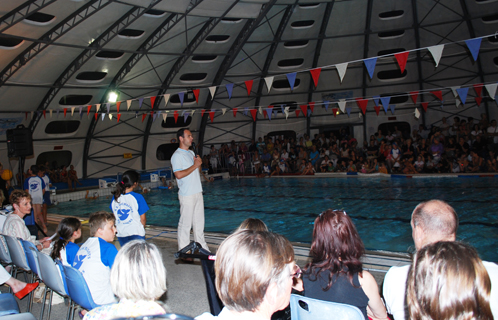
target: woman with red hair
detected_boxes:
[301,209,388,320]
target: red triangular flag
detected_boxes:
[310,68,321,87]
[209,111,215,123]
[201,109,206,117]
[63,108,67,117]
[25,112,28,120]
[94,113,98,121]
[116,101,121,113]
[295,109,301,117]
[473,84,483,97]
[193,89,200,104]
[150,96,156,108]
[309,102,315,113]
[173,111,178,123]
[141,113,147,122]
[300,105,307,117]
[421,102,429,112]
[87,105,91,115]
[374,106,381,116]
[117,114,121,123]
[409,91,419,104]
[250,109,257,121]
[332,108,338,117]
[244,80,253,96]
[263,110,267,118]
[475,97,482,106]
[355,98,368,115]
[150,111,154,118]
[43,110,46,119]
[430,90,443,101]
[394,52,409,73]
[233,108,238,117]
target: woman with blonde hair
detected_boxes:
[407,241,492,320]
[84,240,168,319]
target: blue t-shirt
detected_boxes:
[24,176,45,204]
[110,191,149,237]
[171,148,202,197]
[310,151,320,165]
[73,237,117,305]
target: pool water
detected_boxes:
[50,177,498,262]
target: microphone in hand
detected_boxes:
[192,142,197,156]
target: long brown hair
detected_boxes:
[304,209,364,290]
[407,241,492,320]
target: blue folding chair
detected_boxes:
[0,235,13,268]
[4,236,34,312]
[0,312,36,320]
[289,294,364,320]
[62,265,100,320]
[36,252,71,320]
[0,293,20,316]
[20,240,40,281]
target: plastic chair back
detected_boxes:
[20,240,40,278]
[61,265,99,310]
[200,259,223,316]
[0,235,12,265]
[36,252,67,297]
[55,260,69,295]
[289,294,364,320]
[4,236,30,272]
[0,313,36,320]
[0,293,20,316]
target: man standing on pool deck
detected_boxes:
[382,199,498,320]
[171,128,210,251]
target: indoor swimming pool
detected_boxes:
[50,176,498,262]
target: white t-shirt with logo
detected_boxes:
[110,192,149,237]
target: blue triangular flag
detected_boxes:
[323,100,329,111]
[346,107,352,117]
[226,83,234,99]
[273,110,278,118]
[266,107,273,120]
[244,107,248,116]
[389,105,395,114]
[178,92,184,106]
[363,57,377,79]
[106,103,110,114]
[373,96,380,107]
[280,105,285,114]
[456,87,469,105]
[307,109,312,117]
[138,98,144,109]
[184,112,190,122]
[286,73,297,91]
[465,38,482,61]
[380,97,390,113]
[153,112,158,122]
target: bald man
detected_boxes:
[382,200,498,320]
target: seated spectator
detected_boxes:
[84,241,168,319]
[366,140,379,159]
[414,156,425,173]
[196,230,295,320]
[347,160,357,172]
[467,151,484,173]
[0,264,38,299]
[406,241,492,320]
[367,158,379,173]
[300,210,388,320]
[73,211,118,306]
[50,217,82,266]
[429,138,444,163]
[3,190,51,251]
[379,162,388,174]
[67,165,82,191]
[320,156,330,172]
[301,162,314,175]
[402,159,417,174]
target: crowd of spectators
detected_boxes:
[203,114,498,175]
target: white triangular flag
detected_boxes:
[101,113,105,121]
[222,108,227,115]
[109,114,113,120]
[456,99,461,108]
[163,94,170,107]
[336,63,348,83]
[338,99,346,113]
[71,107,75,116]
[126,100,132,110]
[191,110,195,116]
[208,87,216,100]
[259,106,263,115]
[162,113,167,121]
[450,86,460,97]
[358,112,362,118]
[415,108,420,119]
[264,77,274,93]
[96,104,101,113]
[485,83,497,100]
[49,110,53,118]
[284,106,289,119]
[428,45,444,67]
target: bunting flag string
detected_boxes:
[310,68,321,87]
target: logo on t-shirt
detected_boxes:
[115,202,133,225]
[73,247,91,269]
[30,181,40,192]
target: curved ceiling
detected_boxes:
[0,0,497,177]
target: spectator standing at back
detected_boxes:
[24,165,47,234]
[383,200,498,320]
[38,166,51,226]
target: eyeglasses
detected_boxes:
[291,265,302,279]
